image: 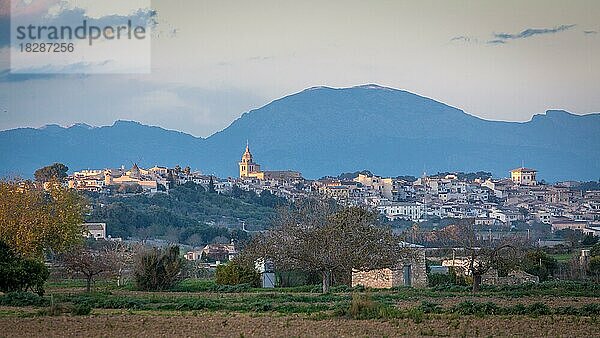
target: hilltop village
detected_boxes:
[65,143,600,245]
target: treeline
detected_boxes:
[86,182,287,245]
[572,180,600,191]
[428,171,492,181]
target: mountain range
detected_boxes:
[1,84,599,182]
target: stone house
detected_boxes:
[351,243,427,288]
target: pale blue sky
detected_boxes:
[0,0,599,137]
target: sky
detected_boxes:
[0,0,599,137]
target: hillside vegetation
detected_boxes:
[86,182,286,245]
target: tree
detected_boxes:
[215,260,260,286]
[0,241,49,295]
[61,246,117,292]
[208,176,216,193]
[133,246,183,291]
[556,229,584,247]
[242,201,409,293]
[591,243,600,257]
[0,178,86,258]
[84,239,136,287]
[439,219,522,292]
[34,163,69,182]
[521,249,557,281]
[588,256,600,281]
[117,183,143,194]
[581,234,599,246]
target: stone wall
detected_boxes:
[352,268,395,289]
[482,270,539,286]
[405,249,428,288]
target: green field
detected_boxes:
[1,279,599,337]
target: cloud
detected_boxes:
[36,7,157,33]
[583,30,598,34]
[0,76,265,137]
[450,35,478,44]
[0,69,77,82]
[3,2,157,48]
[6,60,115,74]
[489,24,576,44]
[487,39,506,45]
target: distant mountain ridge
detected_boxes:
[1,84,599,181]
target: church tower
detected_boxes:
[239,142,260,177]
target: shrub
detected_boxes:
[38,303,70,316]
[590,243,600,257]
[588,256,600,278]
[349,294,381,319]
[215,261,260,287]
[71,303,92,316]
[133,246,183,291]
[419,301,443,314]
[526,302,551,316]
[580,303,600,316]
[0,292,47,307]
[347,293,401,320]
[0,241,49,295]
[428,270,468,287]
[428,273,454,287]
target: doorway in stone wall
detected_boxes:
[403,265,412,286]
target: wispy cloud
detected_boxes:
[0,69,73,82]
[449,35,478,44]
[489,24,576,44]
[583,30,598,35]
[452,24,576,47]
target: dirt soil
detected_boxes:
[394,295,600,309]
[0,312,598,337]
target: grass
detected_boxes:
[550,253,574,262]
[2,279,598,320]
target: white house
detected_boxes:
[84,222,106,240]
[377,201,425,221]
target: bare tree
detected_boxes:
[61,246,117,292]
[440,219,523,292]
[105,241,138,287]
[242,200,409,293]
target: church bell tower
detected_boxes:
[239,142,260,177]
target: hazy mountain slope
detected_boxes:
[199,85,600,180]
[0,121,203,176]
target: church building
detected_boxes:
[238,143,302,180]
[239,142,261,178]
